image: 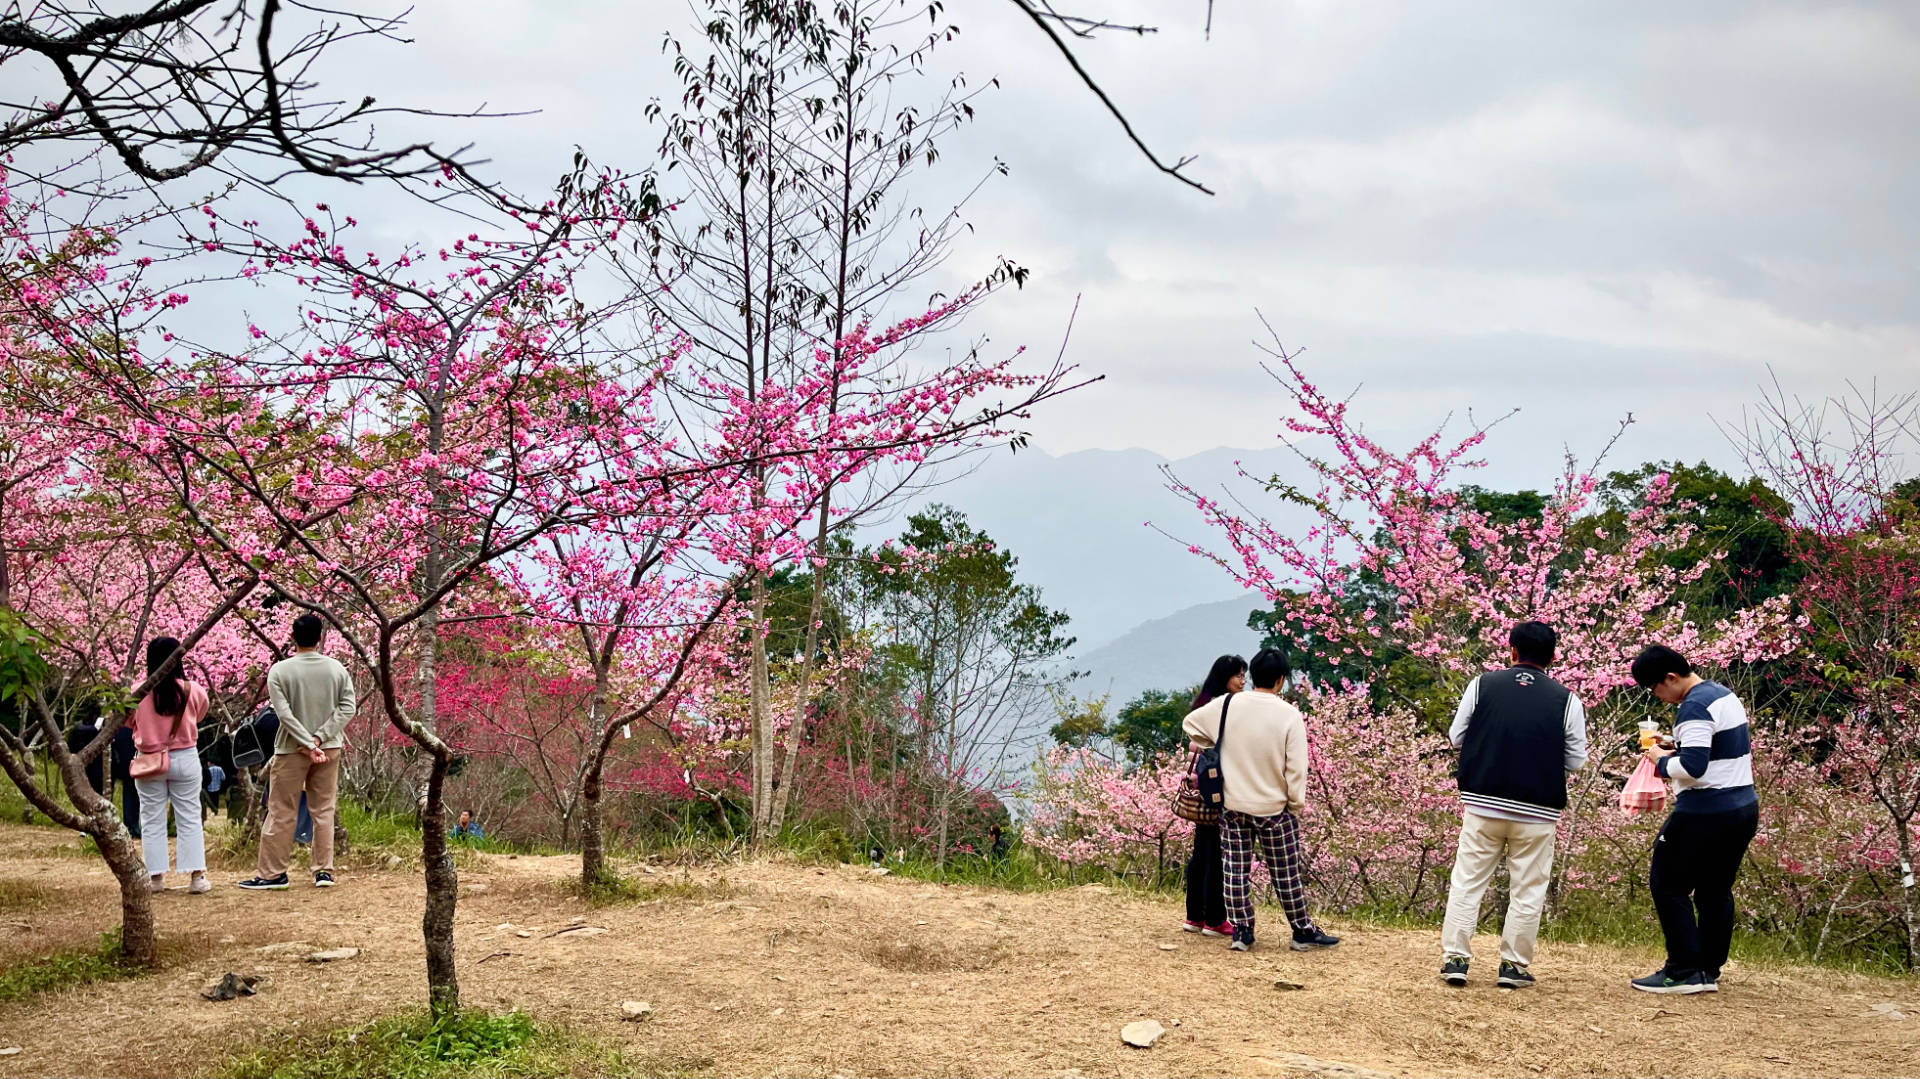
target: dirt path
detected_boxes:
[0,820,1914,1078]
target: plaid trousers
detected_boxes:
[1221,808,1312,932]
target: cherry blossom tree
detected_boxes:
[1736,382,1920,968]
[1162,326,1797,718]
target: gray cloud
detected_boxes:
[18,0,1904,492]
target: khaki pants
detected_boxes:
[258,748,340,877]
[1440,811,1556,967]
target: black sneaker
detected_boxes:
[1290,925,1340,951]
[1229,925,1254,952]
[313,870,335,888]
[1700,970,1720,993]
[1630,968,1711,995]
[1497,961,1535,989]
[236,874,290,891]
[1441,956,1470,986]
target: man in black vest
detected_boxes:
[1439,621,1588,988]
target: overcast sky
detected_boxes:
[27,1,1913,491]
[333,0,1914,488]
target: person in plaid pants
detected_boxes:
[1221,808,1312,934]
[1183,648,1339,953]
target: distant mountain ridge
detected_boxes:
[897,443,1310,648]
[1070,596,1271,710]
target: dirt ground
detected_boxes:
[0,818,1915,1079]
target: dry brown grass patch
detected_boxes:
[858,935,1003,974]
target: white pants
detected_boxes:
[1440,811,1556,967]
[135,746,205,876]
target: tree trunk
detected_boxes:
[235,766,264,846]
[748,571,774,843]
[102,824,156,967]
[579,767,606,887]
[0,737,158,967]
[420,752,459,1015]
[769,516,829,835]
[1896,816,1918,971]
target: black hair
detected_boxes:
[1509,621,1558,667]
[291,613,325,649]
[1630,644,1692,688]
[1248,648,1291,691]
[1192,654,1249,708]
[144,636,187,722]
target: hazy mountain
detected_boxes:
[1071,596,1272,711]
[895,444,1308,650]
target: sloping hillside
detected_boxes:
[1073,596,1270,709]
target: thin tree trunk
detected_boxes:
[748,571,774,842]
[579,768,606,886]
[770,504,830,834]
[420,752,459,1015]
[1895,816,1918,971]
[579,670,612,886]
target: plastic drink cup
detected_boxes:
[1638,720,1660,750]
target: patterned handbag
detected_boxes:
[1171,694,1232,825]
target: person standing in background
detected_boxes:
[1628,644,1759,995]
[1183,648,1340,954]
[1180,654,1246,938]
[1439,621,1589,989]
[238,614,355,891]
[129,637,212,894]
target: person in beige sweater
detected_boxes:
[1182,648,1339,953]
[239,614,356,891]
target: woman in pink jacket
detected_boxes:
[130,637,211,894]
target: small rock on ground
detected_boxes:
[201,973,262,1001]
[619,1001,653,1021]
[306,948,360,963]
[1121,1020,1167,1048]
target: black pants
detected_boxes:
[119,777,142,839]
[1185,822,1227,926]
[1649,802,1759,979]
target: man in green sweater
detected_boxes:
[239,614,356,890]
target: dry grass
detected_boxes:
[0,880,57,913]
[858,936,1005,974]
[1,840,1917,1078]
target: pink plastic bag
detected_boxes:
[1619,756,1668,816]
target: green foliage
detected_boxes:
[1107,688,1195,764]
[0,930,133,1002]
[853,505,1077,705]
[1598,460,1799,610]
[0,608,50,709]
[1458,484,1547,524]
[1046,692,1111,749]
[566,868,737,908]
[222,1009,656,1079]
[878,844,1075,893]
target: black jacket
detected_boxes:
[1455,666,1576,821]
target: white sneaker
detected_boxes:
[189,875,212,894]
[149,875,166,894]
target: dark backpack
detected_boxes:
[1193,693,1233,813]
[231,705,279,769]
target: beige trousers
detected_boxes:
[1440,811,1557,967]
[257,748,341,877]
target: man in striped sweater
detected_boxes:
[1629,644,1760,995]
[1440,621,1589,989]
